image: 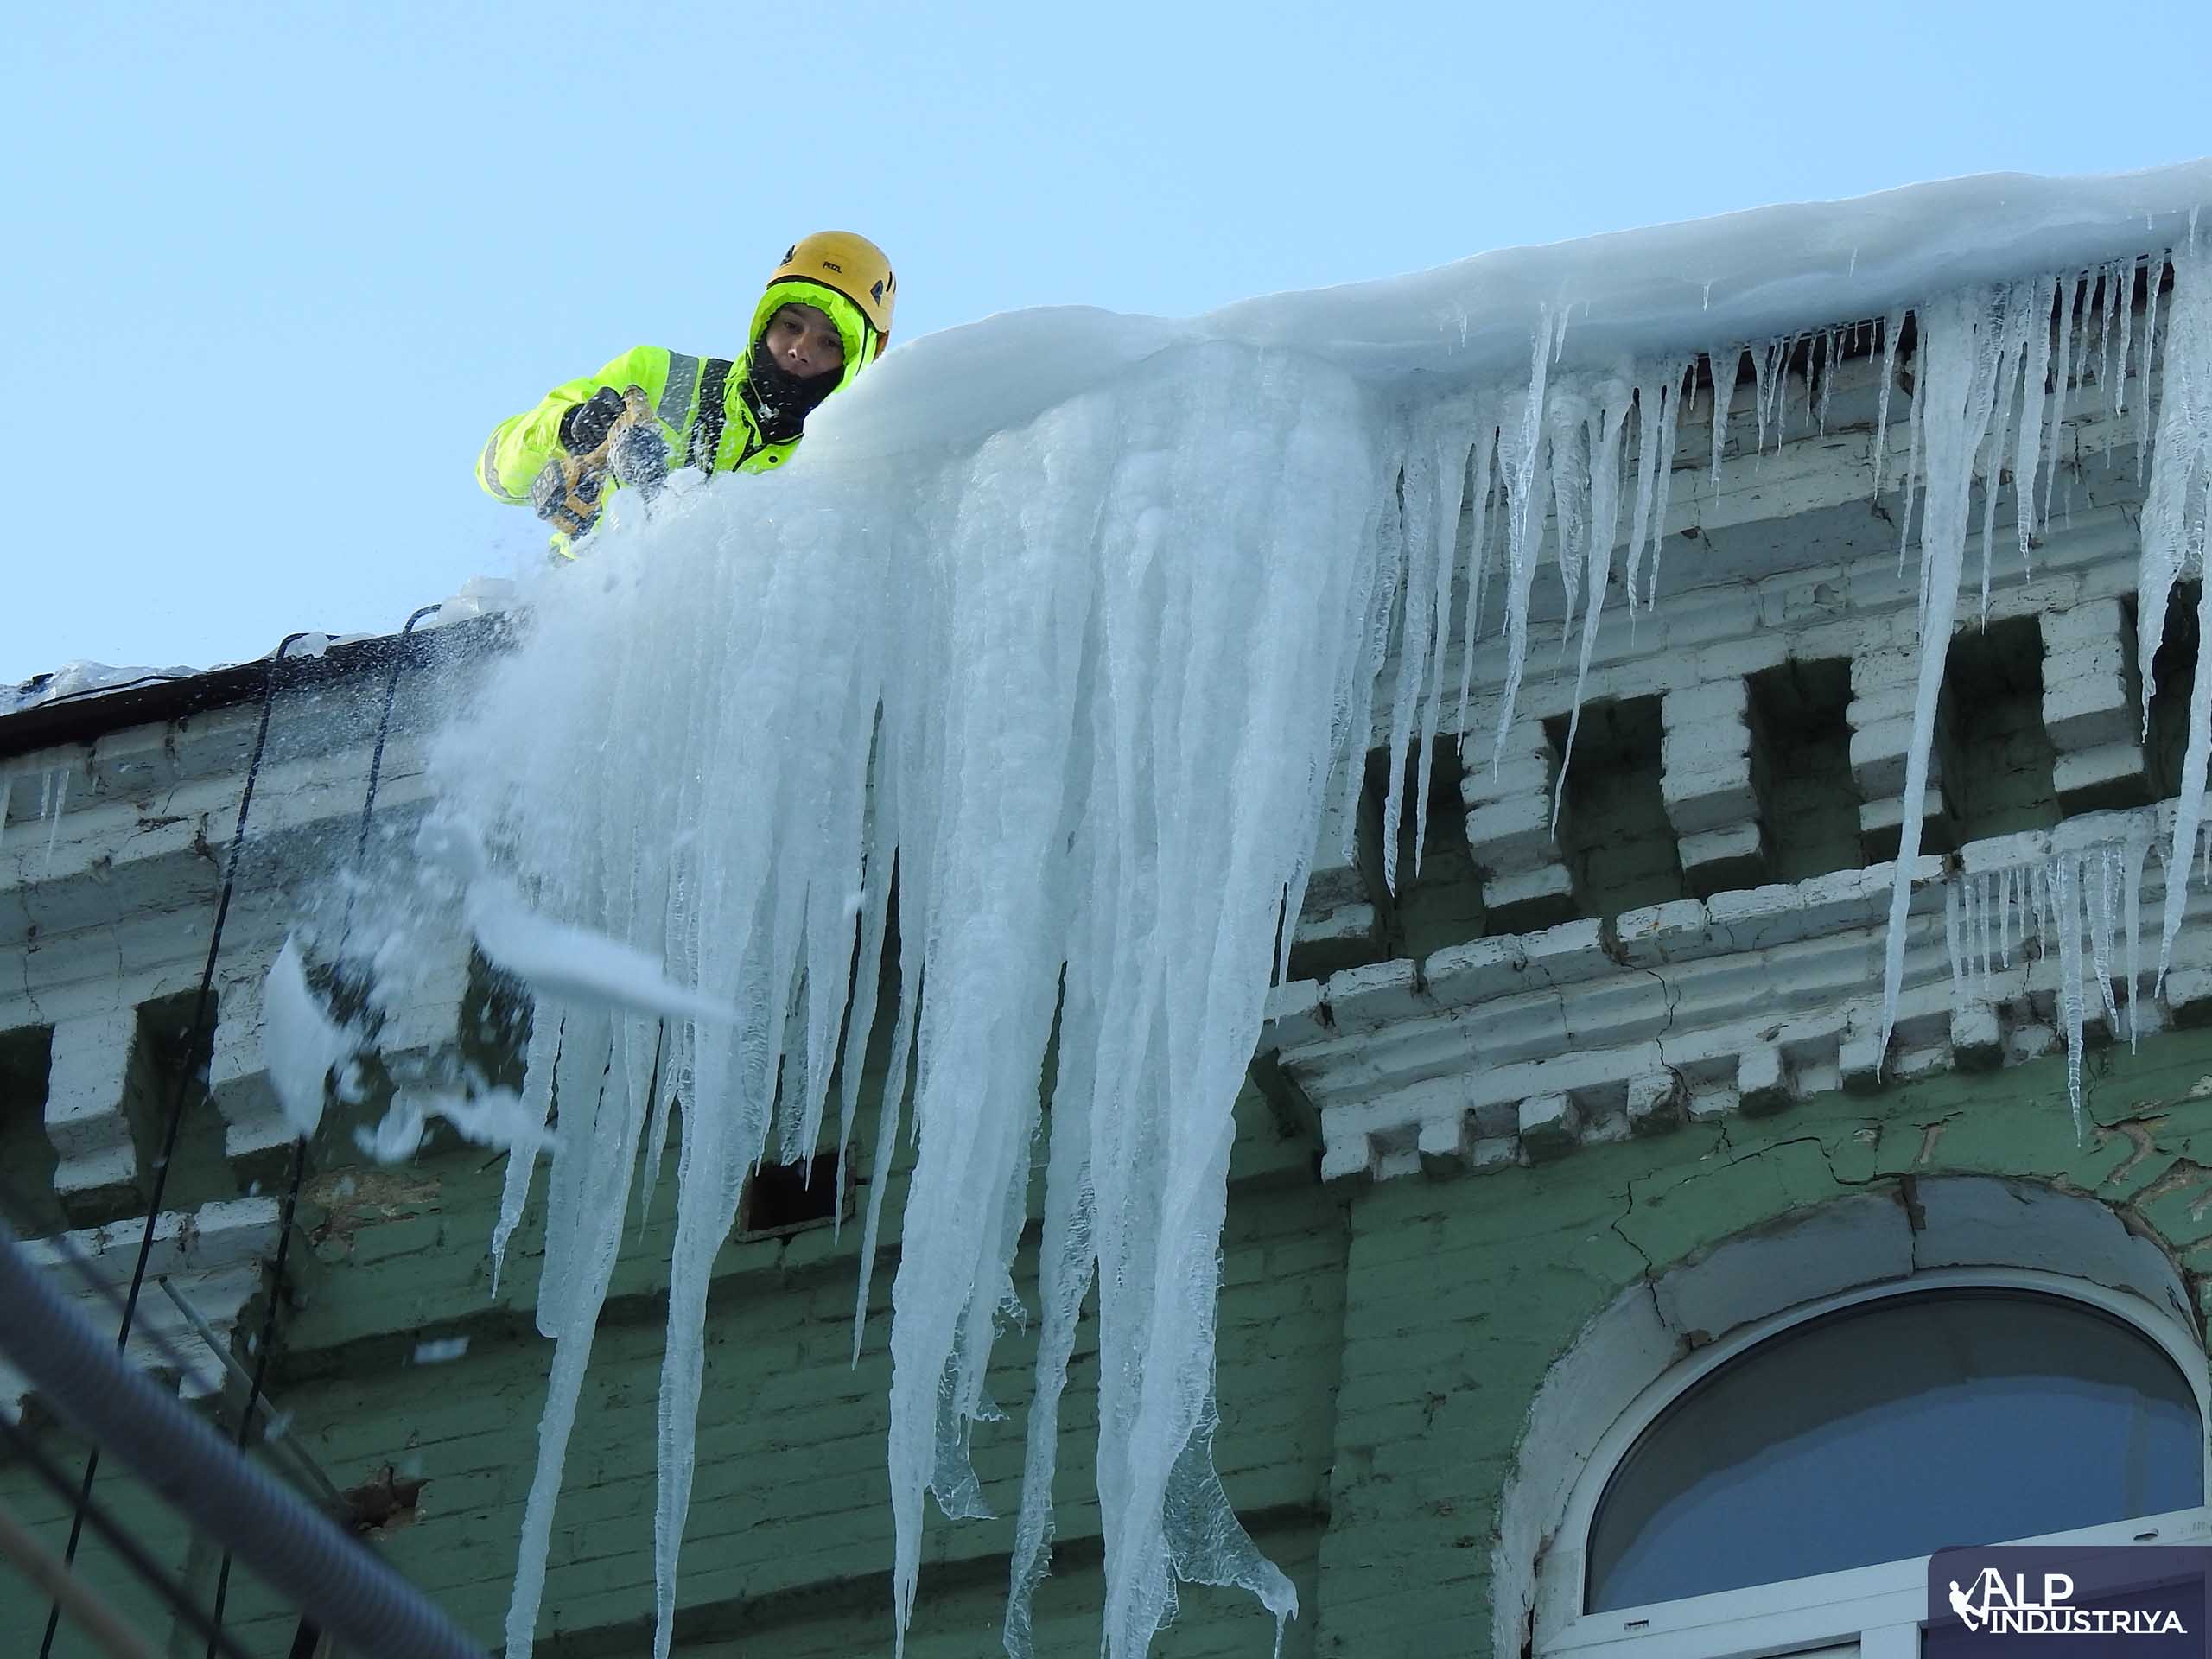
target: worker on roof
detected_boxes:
[475,232,895,556]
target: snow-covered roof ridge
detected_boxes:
[820,163,2212,467]
[1210,162,2212,375]
[1,659,202,717]
[1,578,521,725]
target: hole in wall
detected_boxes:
[737,1151,850,1238]
[1941,616,2061,844]
[1545,698,1687,923]
[1749,658,1863,885]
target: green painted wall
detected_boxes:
[3,1064,1348,1657]
[1313,1022,2212,1657]
[14,1013,2212,1656]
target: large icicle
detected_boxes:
[1380,391,1471,890]
[2146,239,2212,985]
[2011,274,2057,569]
[1973,283,2036,621]
[1491,312,1555,768]
[1410,397,1479,880]
[1706,346,1738,511]
[1552,371,1637,823]
[1878,284,2023,1056]
[2043,274,2083,528]
[1872,308,1906,505]
[1452,417,1500,740]
[2139,268,2165,478]
[1946,825,2158,1129]
[1622,361,1687,618]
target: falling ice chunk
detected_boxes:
[411,1336,470,1365]
[354,1097,427,1163]
[465,874,739,1025]
[262,935,354,1139]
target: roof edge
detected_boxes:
[0,615,512,763]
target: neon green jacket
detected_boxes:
[475,281,879,546]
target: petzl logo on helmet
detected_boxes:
[1928,1548,2206,1656]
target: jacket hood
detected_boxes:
[748,280,880,397]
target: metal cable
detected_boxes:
[203,601,441,1656]
[39,631,312,1658]
[0,1212,486,1656]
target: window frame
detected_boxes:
[1535,1268,2212,1659]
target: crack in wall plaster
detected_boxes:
[1897,1172,1928,1241]
[1641,962,1686,1096]
[1607,1170,1662,1306]
[1610,1122,1910,1308]
[2100,1119,2160,1186]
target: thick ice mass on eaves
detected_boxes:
[282,162,2212,1659]
[436,340,1378,1659]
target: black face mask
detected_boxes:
[744,334,841,442]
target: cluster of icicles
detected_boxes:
[1383,228,2212,1135]
[1941,826,2164,1139]
[417,226,2212,1658]
[0,765,73,869]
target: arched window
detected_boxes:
[1540,1272,2212,1659]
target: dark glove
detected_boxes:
[607,420,671,495]
[531,455,604,536]
[558,385,628,456]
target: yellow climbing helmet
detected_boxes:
[768,232,896,345]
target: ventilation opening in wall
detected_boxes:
[1544,697,1687,923]
[1941,615,2061,846]
[131,991,236,1213]
[1370,736,1487,960]
[0,1025,64,1235]
[2145,582,2200,801]
[737,1151,850,1238]
[1748,658,1864,885]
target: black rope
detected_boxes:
[38,631,314,1659]
[204,602,441,1657]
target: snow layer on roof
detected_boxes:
[1211,162,2212,373]
[819,162,2212,461]
[0,659,200,716]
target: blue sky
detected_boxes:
[5,1,2209,686]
